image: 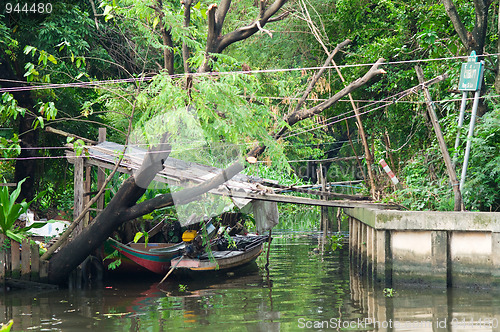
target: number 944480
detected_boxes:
[4,2,53,15]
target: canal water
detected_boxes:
[1,232,500,331]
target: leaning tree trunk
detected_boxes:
[46,136,245,284]
[46,137,171,284]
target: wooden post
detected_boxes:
[319,164,329,241]
[83,165,91,228]
[0,235,6,283]
[31,241,40,281]
[21,239,30,280]
[5,237,11,278]
[11,239,20,279]
[39,260,49,283]
[74,156,84,234]
[96,128,106,212]
[415,66,463,211]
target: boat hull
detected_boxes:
[172,242,264,272]
[104,238,183,274]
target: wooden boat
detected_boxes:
[104,238,184,274]
[103,221,216,274]
[170,235,268,273]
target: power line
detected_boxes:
[1,52,499,94]
[282,91,500,139]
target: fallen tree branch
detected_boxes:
[248,57,386,158]
[292,39,351,115]
[45,126,98,145]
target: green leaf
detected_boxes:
[32,116,44,129]
[0,319,13,332]
[47,54,57,64]
[23,45,36,56]
[133,231,144,243]
[133,231,149,246]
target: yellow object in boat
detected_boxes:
[182,230,198,242]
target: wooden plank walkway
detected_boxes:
[66,141,384,208]
[217,190,398,209]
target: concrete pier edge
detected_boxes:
[345,208,500,288]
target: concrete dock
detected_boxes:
[346,208,500,288]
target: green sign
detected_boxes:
[458,51,483,91]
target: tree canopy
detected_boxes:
[1,0,499,215]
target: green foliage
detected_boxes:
[0,93,26,122]
[0,178,30,238]
[0,178,48,242]
[329,233,344,251]
[383,288,396,297]
[104,249,122,270]
[385,151,454,211]
[463,104,500,211]
[99,0,206,73]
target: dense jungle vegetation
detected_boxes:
[0,0,499,225]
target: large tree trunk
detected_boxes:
[442,0,492,116]
[47,136,245,284]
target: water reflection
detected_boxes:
[351,261,500,331]
[1,233,499,331]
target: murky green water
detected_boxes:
[1,232,500,331]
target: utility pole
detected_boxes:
[415,66,463,211]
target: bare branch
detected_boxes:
[218,0,288,52]
[292,39,351,114]
[284,58,386,129]
[216,0,232,35]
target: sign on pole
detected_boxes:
[456,51,484,194]
[458,51,483,91]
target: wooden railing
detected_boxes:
[0,235,49,285]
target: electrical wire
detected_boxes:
[3,53,500,162]
[1,52,499,94]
